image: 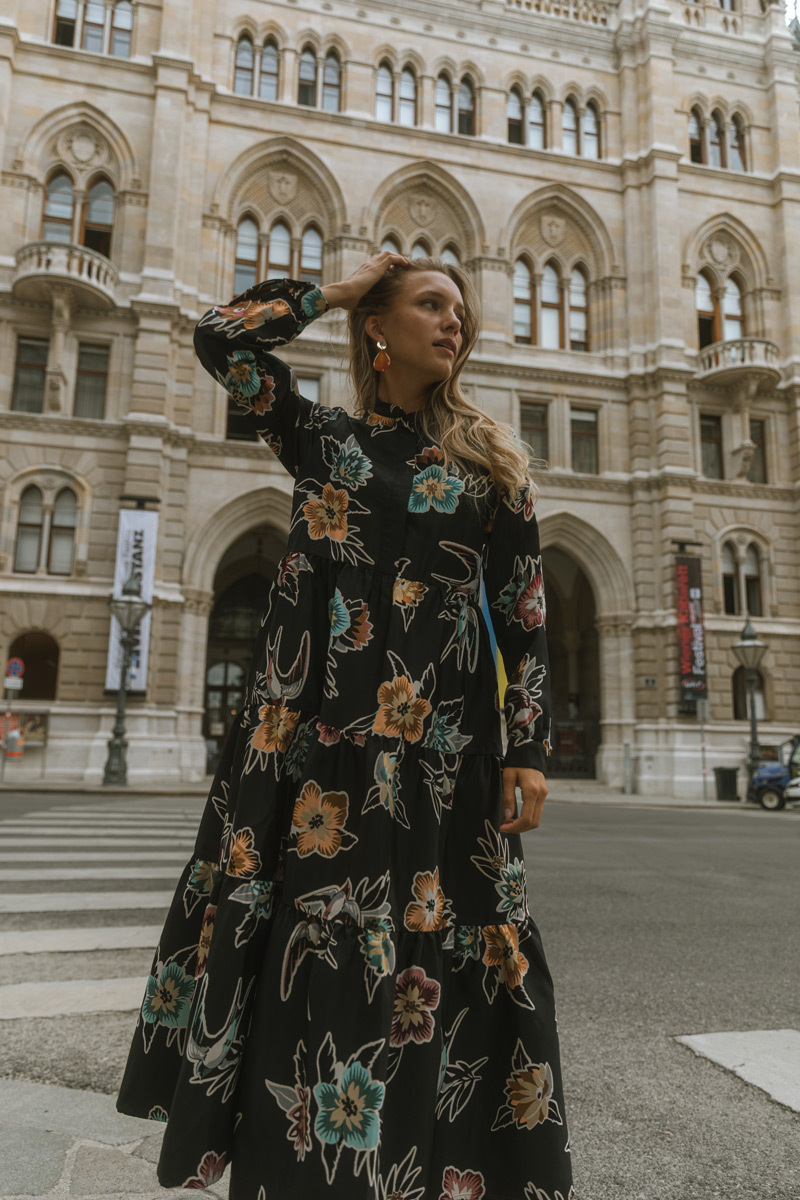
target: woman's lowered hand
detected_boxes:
[499,767,548,834]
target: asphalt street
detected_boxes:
[0,789,798,1200]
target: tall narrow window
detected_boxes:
[696,272,718,348]
[520,403,548,463]
[380,236,401,254]
[744,544,762,617]
[528,91,546,149]
[748,418,766,484]
[14,486,44,573]
[689,107,705,163]
[562,99,579,155]
[507,88,524,145]
[540,264,562,349]
[42,173,74,243]
[569,267,589,351]
[322,51,341,112]
[81,178,114,258]
[571,408,598,474]
[267,221,291,279]
[376,62,394,122]
[721,541,738,614]
[458,77,475,136]
[82,0,105,52]
[513,259,534,344]
[398,67,416,127]
[298,47,317,106]
[700,414,723,479]
[410,240,430,260]
[708,111,725,168]
[48,488,78,575]
[12,337,49,414]
[53,0,77,46]
[234,216,259,294]
[74,343,109,419]
[729,114,746,172]
[296,377,321,404]
[441,245,460,266]
[435,74,452,133]
[260,39,279,101]
[732,666,766,722]
[722,277,744,342]
[300,226,322,286]
[582,102,600,159]
[234,36,254,95]
[111,1,133,57]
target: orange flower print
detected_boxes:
[303,483,349,542]
[251,703,299,754]
[373,675,432,742]
[194,905,216,978]
[393,578,426,607]
[292,781,352,858]
[250,374,276,416]
[226,827,262,878]
[507,1061,557,1129]
[404,868,451,932]
[483,924,529,990]
[366,410,395,428]
[415,445,444,469]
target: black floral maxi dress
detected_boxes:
[116,278,574,1200]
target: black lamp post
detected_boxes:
[731,617,768,800]
[103,570,151,786]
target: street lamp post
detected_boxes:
[731,617,768,801]
[103,571,151,787]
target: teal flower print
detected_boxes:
[408,465,465,514]
[453,923,481,964]
[285,719,313,780]
[496,859,526,916]
[187,858,220,897]
[223,350,260,401]
[148,1105,168,1122]
[314,1061,385,1149]
[142,962,195,1028]
[423,711,460,753]
[360,917,395,977]
[329,589,350,643]
[329,443,373,489]
[302,288,328,318]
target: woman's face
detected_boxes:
[366,270,467,385]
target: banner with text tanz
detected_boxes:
[674,554,707,714]
[104,508,159,692]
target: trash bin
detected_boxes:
[713,766,738,801]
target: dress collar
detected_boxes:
[372,396,422,426]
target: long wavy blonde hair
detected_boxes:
[346,257,537,507]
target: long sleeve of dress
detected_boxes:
[482,480,552,774]
[193,277,330,477]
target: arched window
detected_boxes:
[53,0,77,46]
[513,259,534,344]
[732,666,766,721]
[234,35,254,95]
[569,267,589,351]
[14,486,44,573]
[111,1,132,57]
[267,220,291,279]
[376,61,394,122]
[582,102,601,159]
[42,173,74,243]
[380,236,401,254]
[540,263,562,348]
[689,107,705,164]
[743,544,762,616]
[507,88,524,145]
[695,272,719,348]
[722,277,744,342]
[260,39,279,101]
[298,46,317,106]
[234,216,259,294]
[441,245,460,267]
[300,226,323,285]
[708,111,725,168]
[81,178,114,258]
[399,67,416,127]
[7,632,59,701]
[458,77,475,136]
[528,91,546,150]
[322,51,341,112]
[410,240,430,260]
[729,114,746,172]
[562,98,579,155]
[81,0,104,52]
[48,487,77,575]
[435,73,452,133]
[721,541,739,614]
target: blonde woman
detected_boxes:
[117,252,573,1200]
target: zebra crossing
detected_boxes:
[0,800,201,1021]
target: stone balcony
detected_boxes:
[694,337,781,392]
[13,241,119,308]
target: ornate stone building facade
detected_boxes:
[1,0,798,792]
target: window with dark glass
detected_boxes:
[376,62,393,122]
[582,102,600,159]
[12,337,49,414]
[507,88,524,144]
[14,486,44,572]
[700,414,723,479]
[689,108,705,163]
[322,51,341,112]
[708,112,725,168]
[7,632,59,700]
[48,488,77,575]
[298,47,317,106]
[234,36,254,95]
[513,259,533,343]
[398,67,416,127]
[300,226,322,285]
[435,74,452,133]
[529,91,546,149]
[74,343,109,419]
[234,216,259,294]
[82,0,105,52]
[743,544,762,617]
[695,273,718,348]
[81,178,114,257]
[458,78,475,136]
[562,99,579,155]
[569,267,589,351]
[520,402,548,462]
[721,542,739,614]
[729,114,746,172]
[732,666,766,722]
[260,39,279,100]
[748,418,766,484]
[540,263,562,349]
[53,0,77,46]
[111,1,132,56]
[571,408,598,474]
[42,173,74,243]
[267,221,291,279]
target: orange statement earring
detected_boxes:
[372,339,391,372]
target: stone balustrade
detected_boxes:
[13,241,119,307]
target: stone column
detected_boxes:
[418,73,435,129]
[45,287,71,413]
[175,586,214,779]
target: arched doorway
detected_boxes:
[7,631,60,700]
[542,547,601,776]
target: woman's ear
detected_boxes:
[365,314,383,343]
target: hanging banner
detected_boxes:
[675,554,707,712]
[104,509,159,692]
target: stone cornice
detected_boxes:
[0,412,127,440]
[12,39,153,76]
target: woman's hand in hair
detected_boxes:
[320,251,409,311]
[498,767,548,834]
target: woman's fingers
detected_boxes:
[325,252,409,310]
[498,769,548,834]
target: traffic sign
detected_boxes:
[4,677,23,691]
[6,658,23,677]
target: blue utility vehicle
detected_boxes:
[751,733,800,810]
